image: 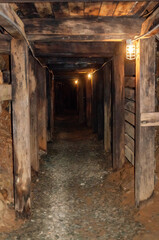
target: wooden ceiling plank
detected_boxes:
[69,2,84,17]
[129,2,148,16]
[34,3,53,17]
[16,3,38,18]
[99,2,117,17]
[113,2,136,16]
[84,2,101,17]
[53,2,70,19]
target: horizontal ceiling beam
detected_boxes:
[24,17,143,42]
[39,57,106,65]
[48,63,102,71]
[34,42,117,57]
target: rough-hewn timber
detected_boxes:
[11,39,31,216]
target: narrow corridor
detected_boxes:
[1,115,143,240]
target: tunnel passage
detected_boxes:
[0,2,159,239]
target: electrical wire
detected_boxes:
[91,58,113,75]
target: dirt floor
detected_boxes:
[0,114,159,239]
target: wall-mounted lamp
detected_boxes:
[88,73,92,79]
[126,39,136,60]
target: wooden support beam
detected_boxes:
[36,62,47,152]
[95,71,104,140]
[103,62,112,153]
[0,3,26,39]
[0,84,12,101]
[24,17,143,42]
[78,79,85,124]
[113,42,125,169]
[11,39,31,216]
[29,55,39,172]
[33,42,116,57]
[92,73,98,133]
[46,70,54,141]
[86,77,92,128]
[141,112,159,127]
[135,36,156,206]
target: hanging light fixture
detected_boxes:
[126,39,136,60]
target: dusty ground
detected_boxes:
[1,115,159,239]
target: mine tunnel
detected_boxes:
[0,1,159,239]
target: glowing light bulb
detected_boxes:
[88,73,92,79]
[75,80,78,85]
[126,39,136,60]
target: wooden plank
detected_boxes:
[125,145,134,165]
[29,55,39,172]
[125,110,135,126]
[125,121,135,139]
[36,62,47,152]
[84,2,101,16]
[113,42,125,169]
[103,62,111,153]
[34,3,53,17]
[0,84,12,101]
[53,3,69,18]
[125,133,134,152]
[113,2,135,16]
[125,76,135,88]
[24,18,143,41]
[69,2,84,17]
[11,39,31,216]
[125,99,135,113]
[33,42,116,57]
[125,88,135,100]
[135,37,156,206]
[99,2,117,17]
[0,3,26,39]
[141,112,159,127]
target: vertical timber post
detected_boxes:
[135,37,156,205]
[36,62,47,152]
[113,42,125,169]
[97,71,104,140]
[86,77,92,127]
[79,79,85,124]
[49,72,54,140]
[103,62,112,153]
[92,74,98,133]
[29,55,39,172]
[11,39,31,215]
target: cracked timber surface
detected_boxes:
[0,115,144,240]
